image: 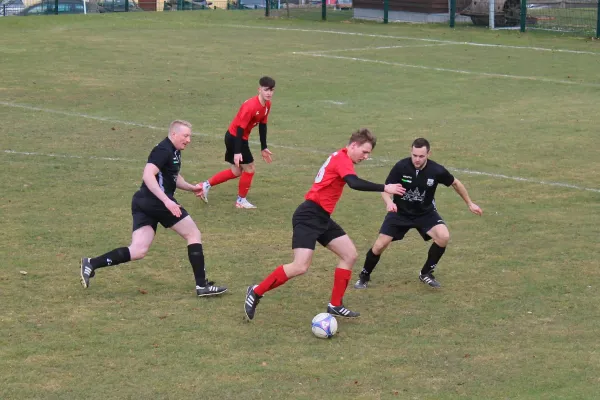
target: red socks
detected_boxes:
[330,268,351,307]
[254,265,289,296]
[238,171,255,198]
[207,170,255,198]
[254,266,352,306]
[208,169,237,186]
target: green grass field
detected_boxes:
[1,11,599,399]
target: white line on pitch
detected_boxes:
[4,149,599,193]
[292,43,452,54]
[0,101,330,156]
[224,24,600,56]
[320,100,346,105]
[0,102,215,137]
[3,150,137,163]
[293,53,600,88]
[446,168,600,193]
[1,149,312,169]
[1,101,598,193]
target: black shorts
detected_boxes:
[131,191,189,232]
[224,131,254,165]
[291,200,346,250]
[379,211,445,242]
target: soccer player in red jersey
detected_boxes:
[243,128,407,321]
[197,76,275,209]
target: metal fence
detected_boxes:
[452,0,599,36]
[2,0,597,38]
[0,0,350,16]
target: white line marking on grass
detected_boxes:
[1,102,598,193]
[0,101,334,156]
[225,24,600,56]
[447,167,600,193]
[0,101,170,133]
[3,149,135,162]
[293,43,452,54]
[0,101,216,137]
[320,100,346,105]
[0,101,329,155]
[293,53,600,88]
[5,149,599,193]
[1,149,312,169]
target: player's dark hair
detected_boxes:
[412,137,430,152]
[349,128,377,149]
[259,76,276,89]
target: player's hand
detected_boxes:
[261,148,273,164]
[192,183,204,198]
[468,202,483,216]
[234,153,243,168]
[384,183,406,196]
[386,203,397,213]
[164,198,182,217]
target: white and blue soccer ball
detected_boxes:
[311,313,338,339]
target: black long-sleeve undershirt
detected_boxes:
[259,123,267,150]
[233,126,245,154]
[344,174,385,192]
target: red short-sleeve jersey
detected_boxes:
[305,148,356,214]
[228,96,271,140]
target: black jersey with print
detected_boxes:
[139,137,181,199]
[385,158,455,217]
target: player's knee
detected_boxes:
[343,249,358,266]
[244,165,256,174]
[230,166,242,177]
[130,245,150,260]
[291,261,311,276]
[372,241,389,255]
[186,228,202,243]
[436,233,450,247]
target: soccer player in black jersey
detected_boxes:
[354,138,483,289]
[79,120,227,297]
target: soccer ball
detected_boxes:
[311,313,338,339]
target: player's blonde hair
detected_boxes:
[169,120,193,135]
[348,128,377,150]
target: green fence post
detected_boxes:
[54,0,58,14]
[449,0,455,28]
[265,0,270,16]
[125,0,129,12]
[322,0,326,20]
[383,0,388,23]
[596,0,600,38]
[520,0,526,32]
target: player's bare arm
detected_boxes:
[143,163,181,217]
[451,179,483,216]
[174,175,205,198]
[175,174,197,192]
[142,163,170,203]
[381,192,397,212]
